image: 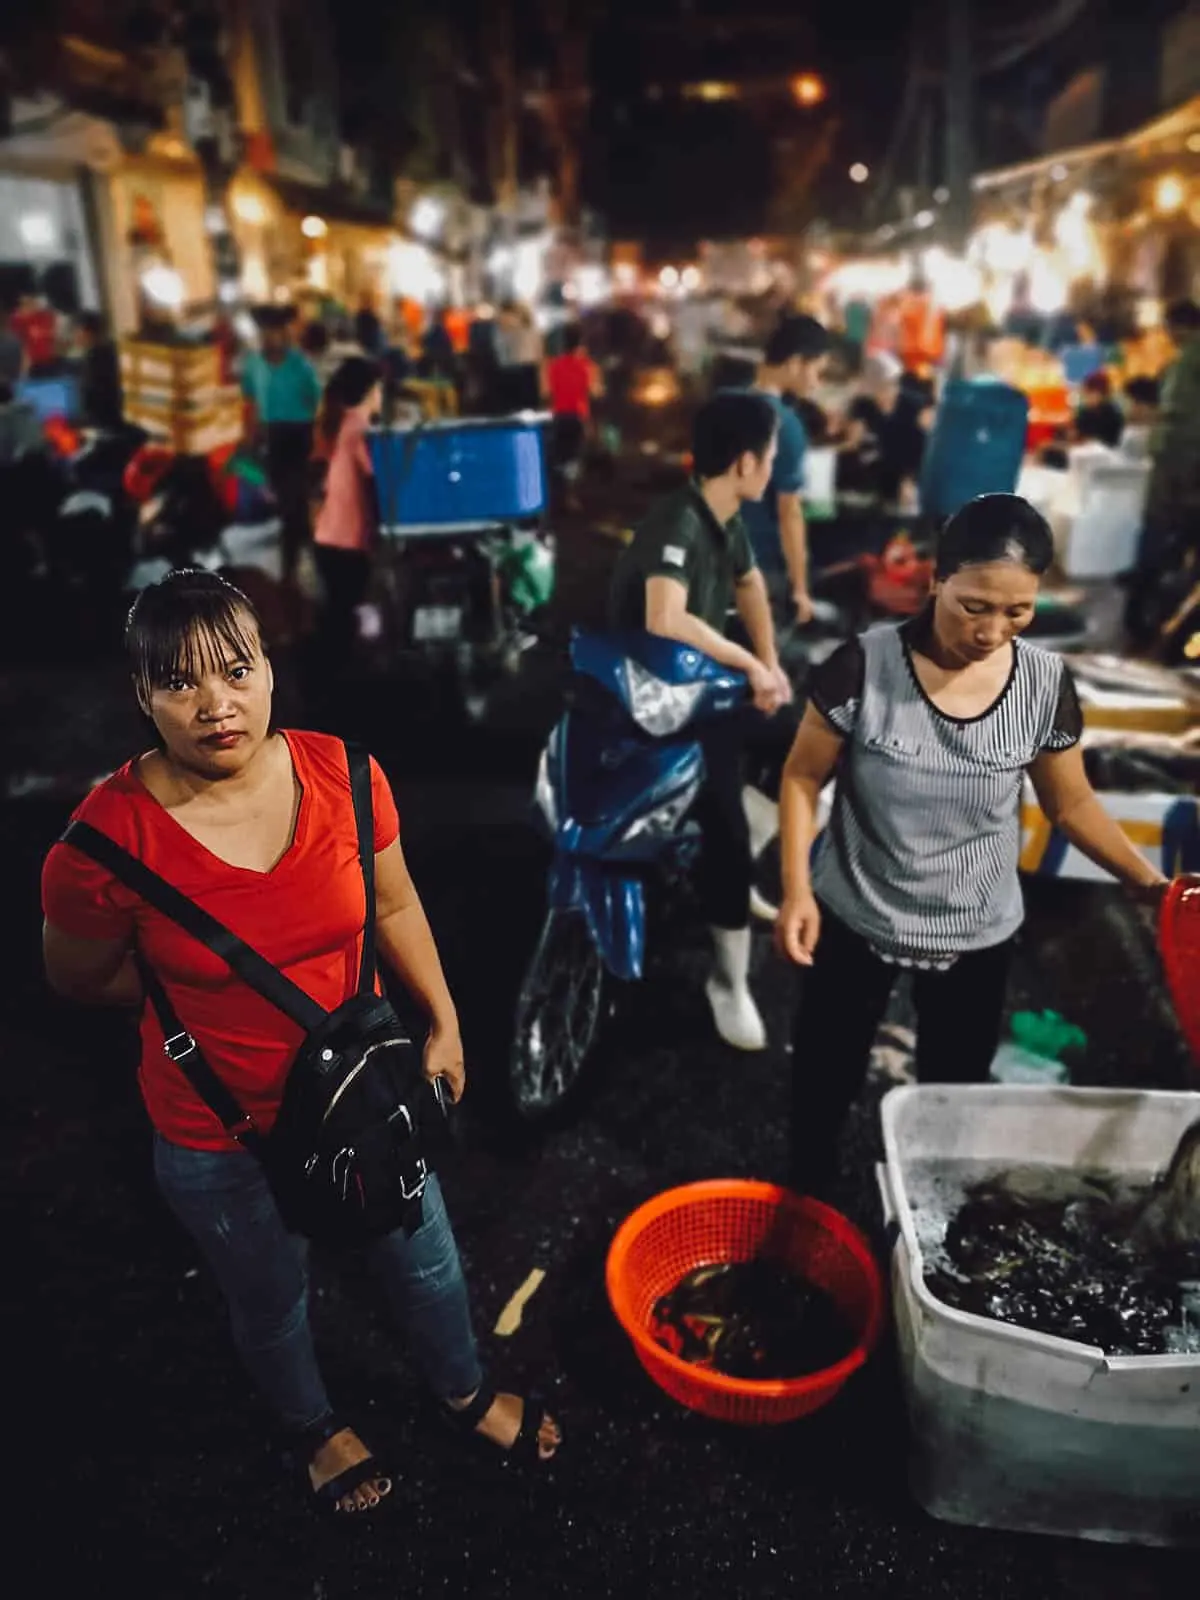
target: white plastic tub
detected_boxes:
[877,1084,1200,1547]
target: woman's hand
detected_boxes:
[791,587,815,627]
[424,1020,466,1103]
[769,662,794,706]
[1126,875,1170,910]
[775,892,821,967]
[747,658,786,715]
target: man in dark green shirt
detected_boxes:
[608,390,791,1052]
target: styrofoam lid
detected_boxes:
[1160,877,1200,1071]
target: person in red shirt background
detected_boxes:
[12,292,60,374]
[543,322,602,508]
[42,569,561,1515]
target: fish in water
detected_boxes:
[1127,1118,1200,1255]
[650,1260,853,1380]
[926,1120,1200,1355]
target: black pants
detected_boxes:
[694,704,799,930]
[789,904,1013,1194]
[313,545,370,665]
[266,423,315,583]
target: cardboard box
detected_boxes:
[125,386,244,456]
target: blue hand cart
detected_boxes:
[366,413,555,715]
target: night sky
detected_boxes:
[589,1,917,246]
[329,0,922,246]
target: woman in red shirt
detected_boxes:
[42,570,560,1515]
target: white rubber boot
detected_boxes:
[742,785,779,861]
[704,926,767,1052]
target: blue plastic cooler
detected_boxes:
[919,380,1029,522]
[368,416,548,530]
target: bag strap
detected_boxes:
[345,743,378,995]
[62,820,328,1033]
[133,950,263,1146]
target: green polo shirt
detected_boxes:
[609,482,756,634]
[241,347,321,425]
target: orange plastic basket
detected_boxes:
[606,1180,884,1425]
[1160,876,1200,1074]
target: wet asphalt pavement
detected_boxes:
[6,471,1197,1598]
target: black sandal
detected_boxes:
[299,1414,392,1514]
[441,1384,559,1466]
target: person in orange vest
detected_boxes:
[398,296,425,344]
[897,281,945,378]
[443,305,470,356]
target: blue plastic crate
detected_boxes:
[919,380,1029,522]
[18,374,81,422]
[1060,344,1105,386]
[368,417,548,529]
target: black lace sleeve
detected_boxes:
[1041,662,1084,751]
[807,636,866,736]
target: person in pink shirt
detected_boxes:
[313,357,381,662]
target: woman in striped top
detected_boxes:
[776,494,1169,1196]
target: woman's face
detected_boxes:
[932,562,1040,664]
[141,611,274,777]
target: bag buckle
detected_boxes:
[163,1030,198,1062]
[229,1115,258,1143]
[399,1157,428,1203]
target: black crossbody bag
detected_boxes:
[63,744,440,1245]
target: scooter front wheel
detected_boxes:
[509,909,607,1121]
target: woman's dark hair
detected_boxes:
[765,314,830,367]
[125,569,265,707]
[319,356,380,444]
[935,494,1054,580]
[1081,370,1111,399]
[75,310,107,339]
[561,323,584,353]
[692,389,779,479]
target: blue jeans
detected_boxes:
[153,1135,483,1432]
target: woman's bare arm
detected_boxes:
[43,923,141,1006]
[373,838,465,1098]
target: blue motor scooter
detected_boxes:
[510,629,746,1119]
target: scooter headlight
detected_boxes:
[620,779,699,844]
[622,659,705,737]
[534,747,557,828]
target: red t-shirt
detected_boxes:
[41,730,401,1152]
[546,352,595,419]
[13,306,58,369]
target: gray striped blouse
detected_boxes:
[809,617,1082,966]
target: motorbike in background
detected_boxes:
[367,414,556,720]
[509,629,746,1121]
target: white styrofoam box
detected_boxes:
[1063,457,1151,579]
[801,446,837,510]
[878,1084,1200,1545]
[1020,778,1199,880]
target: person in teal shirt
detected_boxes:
[242,306,322,584]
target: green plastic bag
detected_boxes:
[1010,1009,1088,1061]
[499,533,555,616]
[225,447,269,489]
[991,1010,1087,1086]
